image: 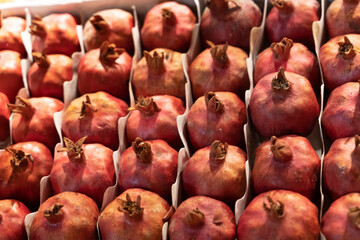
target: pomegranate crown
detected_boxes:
[210,140,228,162]
[337,36,360,59]
[270,136,292,162]
[205,91,224,113]
[117,193,144,217]
[271,67,290,90]
[128,96,161,116]
[263,196,284,217]
[90,14,109,32]
[132,137,152,163]
[184,207,205,227]
[5,147,34,173]
[29,15,46,37]
[58,136,87,160]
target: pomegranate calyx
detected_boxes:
[163,206,175,223]
[337,36,360,59]
[79,95,97,119]
[207,0,241,11]
[44,203,64,223]
[271,38,293,60]
[144,50,165,74]
[58,136,87,161]
[8,97,34,118]
[32,52,50,68]
[207,41,228,65]
[271,67,290,90]
[263,196,284,218]
[90,15,109,33]
[29,16,46,37]
[99,41,125,66]
[117,193,144,217]
[161,8,176,25]
[184,207,205,227]
[348,206,360,229]
[270,136,292,162]
[128,96,161,116]
[271,0,293,12]
[210,140,228,162]
[132,137,152,163]
[5,148,34,173]
[205,91,224,113]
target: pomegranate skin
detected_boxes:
[169,196,236,240]
[266,0,319,47]
[237,190,320,240]
[189,42,249,99]
[0,15,26,56]
[99,188,170,240]
[83,9,134,53]
[322,82,360,141]
[0,142,53,208]
[28,53,73,100]
[0,50,23,103]
[0,199,30,240]
[30,192,99,240]
[200,0,262,51]
[0,92,9,141]
[187,91,247,150]
[321,193,360,240]
[141,1,196,52]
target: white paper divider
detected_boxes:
[21,8,33,62]
[20,59,31,97]
[25,212,37,239]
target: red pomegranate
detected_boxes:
[30,192,99,240]
[132,48,185,100]
[0,50,23,103]
[50,137,115,206]
[0,92,9,141]
[9,97,64,150]
[30,13,80,57]
[189,41,249,99]
[169,196,236,240]
[126,95,185,149]
[0,12,26,56]
[83,9,134,53]
[326,0,360,38]
[77,41,132,100]
[99,188,170,240]
[249,68,319,138]
[266,0,319,47]
[200,0,262,51]
[237,190,320,239]
[0,141,53,208]
[322,81,360,141]
[0,199,30,240]
[61,92,128,150]
[321,193,360,240]
[28,52,73,100]
[141,1,196,52]
[118,138,178,201]
[320,34,360,91]
[187,91,247,150]
[254,37,320,90]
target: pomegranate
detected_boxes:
[50,136,115,206]
[77,41,132,100]
[9,97,63,150]
[321,193,360,240]
[169,196,236,240]
[30,192,99,240]
[254,37,320,90]
[187,91,247,150]
[99,188,170,240]
[322,81,360,141]
[83,9,134,53]
[126,95,185,149]
[237,190,320,239]
[0,12,26,56]
[141,1,196,52]
[189,41,249,99]
[0,199,30,240]
[0,92,9,141]
[28,52,73,100]
[200,0,262,51]
[249,68,319,138]
[61,91,128,150]
[319,34,360,91]
[0,50,23,103]
[266,0,320,47]
[30,13,80,57]
[132,48,185,100]
[0,141,53,208]
[326,0,360,38]
[118,138,178,201]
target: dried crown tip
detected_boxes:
[263,196,284,217]
[132,137,152,163]
[271,67,290,90]
[117,193,144,217]
[185,207,205,227]
[6,148,33,173]
[271,38,293,59]
[337,36,360,59]
[58,136,87,160]
[205,91,224,113]
[161,8,176,24]
[348,206,360,229]
[210,140,228,162]
[32,51,50,68]
[90,15,108,32]
[99,41,124,64]
[29,15,46,37]
[129,96,161,116]
[79,95,97,119]
[8,97,34,117]
[271,0,292,10]
[207,40,228,64]
[44,203,64,218]
[270,136,292,162]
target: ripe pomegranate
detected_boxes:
[99,188,170,240]
[9,97,64,150]
[169,196,236,240]
[61,91,128,150]
[249,68,319,138]
[0,12,26,56]
[326,0,360,38]
[322,82,360,141]
[320,34,360,91]
[0,199,30,240]
[0,50,23,103]
[126,95,185,149]
[77,41,132,100]
[132,48,185,100]
[30,192,99,240]
[0,92,9,141]
[28,52,73,100]
[200,0,262,51]
[237,190,320,239]
[141,1,196,52]
[83,9,134,53]
[321,193,360,240]
[50,137,115,206]
[0,141,53,208]
[187,91,246,150]
[266,0,320,47]
[254,37,320,90]
[189,41,249,99]
[30,13,80,57]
